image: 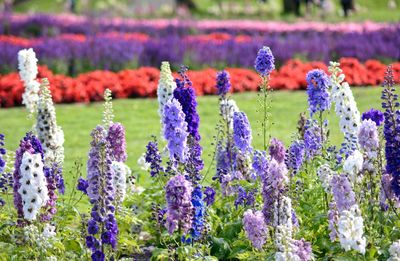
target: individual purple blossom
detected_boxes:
[162,98,189,163]
[252,150,268,180]
[77,177,89,194]
[293,239,313,260]
[165,174,193,234]
[144,140,163,177]
[216,70,231,96]
[330,174,356,212]
[328,201,339,240]
[254,46,275,76]
[233,112,252,152]
[86,126,118,259]
[262,159,288,224]
[381,66,400,197]
[41,165,60,221]
[304,120,322,160]
[203,186,216,206]
[286,140,305,175]
[306,69,330,116]
[269,138,286,163]
[13,132,44,223]
[361,108,385,126]
[107,122,127,163]
[243,209,268,249]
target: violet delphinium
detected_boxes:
[293,239,313,261]
[330,174,356,212]
[86,126,118,260]
[162,98,189,163]
[252,150,268,180]
[0,134,6,174]
[361,108,385,126]
[144,139,163,178]
[304,120,322,160]
[306,69,330,117]
[165,174,193,235]
[262,159,288,224]
[269,138,286,163]
[107,122,127,163]
[254,46,275,76]
[203,186,216,206]
[216,70,231,97]
[381,66,400,197]
[233,112,252,153]
[286,140,305,175]
[77,177,89,195]
[243,209,268,250]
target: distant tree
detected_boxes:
[176,0,197,10]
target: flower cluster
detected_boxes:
[36,78,65,166]
[144,140,163,177]
[18,48,40,114]
[165,174,193,234]
[102,89,114,128]
[306,69,330,117]
[233,112,252,153]
[317,164,334,193]
[381,65,400,197]
[157,61,176,117]
[162,98,189,163]
[286,140,305,175]
[220,99,239,129]
[329,62,361,158]
[303,120,322,160]
[269,138,286,164]
[361,108,384,126]
[243,209,268,249]
[86,126,118,260]
[358,119,379,172]
[190,186,205,240]
[0,134,5,174]
[254,46,275,76]
[216,70,231,97]
[389,240,400,261]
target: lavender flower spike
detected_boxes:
[165,174,193,234]
[162,98,189,163]
[306,69,330,117]
[243,209,268,250]
[254,46,275,76]
[233,111,252,152]
[157,61,176,117]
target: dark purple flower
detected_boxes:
[306,69,330,116]
[77,177,89,194]
[144,140,163,177]
[86,235,100,251]
[107,122,127,162]
[286,140,305,175]
[88,219,99,234]
[203,186,216,206]
[91,250,105,261]
[361,108,385,126]
[254,46,275,76]
[216,70,231,96]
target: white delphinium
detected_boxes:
[18,48,40,115]
[102,89,114,128]
[337,205,366,254]
[329,62,361,156]
[358,119,379,173]
[18,152,49,221]
[36,78,64,166]
[317,164,334,193]
[23,224,57,253]
[157,61,176,117]
[137,153,150,171]
[388,240,400,261]
[111,161,131,206]
[42,224,56,239]
[220,98,239,129]
[343,150,364,184]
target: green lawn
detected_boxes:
[0,87,383,191]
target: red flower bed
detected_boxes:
[1,58,399,108]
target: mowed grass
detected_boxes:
[1,87,383,192]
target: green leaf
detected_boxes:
[210,237,232,260]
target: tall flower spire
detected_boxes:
[36,78,65,166]
[381,65,400,197]
[18,48,40,115]
[102,89,114,129]
[86,126,118,260]
[306,69,331,117]
[157,61,176,117]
